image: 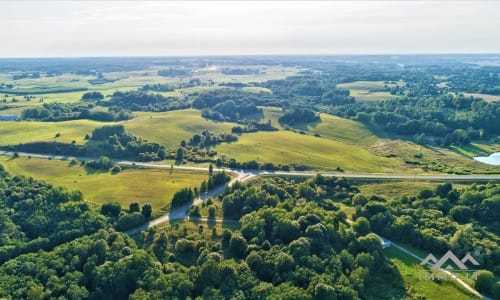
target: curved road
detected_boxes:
[1,150,493,298]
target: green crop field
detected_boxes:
[124,109,235,148]
[0,119,108,145]
[0,156,209,214]
[215,130,401,172]
[383,247,477,300]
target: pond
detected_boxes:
[473,152,500,166]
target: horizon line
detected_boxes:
[1,52,500,60]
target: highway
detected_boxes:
[2,150,499,181]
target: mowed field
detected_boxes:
[337,80,403,101]
[0,119,108,145]
[215,130,400,173]
[124,109,235,148]
[0,156,209,214]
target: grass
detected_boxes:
[0,119,108,145]
[215,130,401,173]
[291,113,379,147]
[357,181,441,200]
[336,80,403,101]
[463,93,500,102]
[124,109,235,148]
[384,247,478,299]
[369,140,500,174]
[0,156,209,215]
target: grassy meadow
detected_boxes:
[0,156,209,214]
[124,109,235,148]
[291,113,380,147]
[0,119,108,145]
[215,130,400,173]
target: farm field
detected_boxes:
[0,156,209,214]
[336,80,403,101]
[215,130,401,173]
[0,119,108,145]
[124,109,236,149]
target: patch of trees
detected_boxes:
[90,125,167,161]
[192,89,276,121]
[22,102,133,122]
[221,68,261,75]
[0,169,108,265]
[231,120,278,134]
[201,100,261,122]
[157,68,190,77]
[3,125,167,162]
[105,90,189,112]
[278,108,320,126]
[171,171,230,208]
[12,72,40,80]
[171,187,195,208]
[85,156,114,171]
[330,94,500,144]
[100,201,153,231]
[258,76,355,108]
[139,83,174,92]
[81,91,104,101]
[355,182,500,276]
[222,175,356,219]
[446,67,500,95]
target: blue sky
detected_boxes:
[1,1,499,57]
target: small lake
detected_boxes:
[473,152,500,166]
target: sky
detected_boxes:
[1,1,500,57]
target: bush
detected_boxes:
[111,165,121,174]
[474,270,494,294]
[115,213,145,231]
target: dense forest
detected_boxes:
[0,169,404,299]
[329,94,500,145]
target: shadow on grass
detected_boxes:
[84,165,109,175]
[289,118,322,131]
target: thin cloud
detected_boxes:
[1,1,499,57]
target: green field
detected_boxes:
[369,139,499,174]
[0,156,208,214]
[291,113,380,147]
[0,119,108,145]
[384,247,477,299]
[124,109,235,148]
[215,130,400,172]
[337,80,403,101]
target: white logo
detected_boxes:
[421,250,480,271]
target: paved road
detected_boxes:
[1,150,491,298]
[2,151,499,181]
[126,171,255,235]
